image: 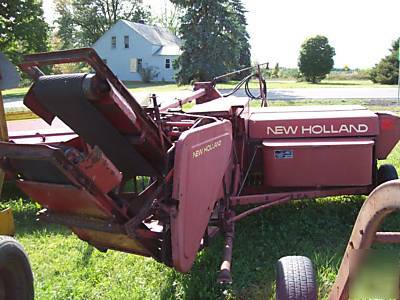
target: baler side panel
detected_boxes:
[263,139,374,187]
[171,120,233,272]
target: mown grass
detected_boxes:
[120,79,397,92]
[2,87,29,98]
[2,100,400,299]
[3,79,396,99]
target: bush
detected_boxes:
[370,39,399,85]
[298,35,335,83]
[279,68,300,79]
[139,66,159,83]
[326,69,371,81]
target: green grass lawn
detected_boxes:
[106,79,397,92]
[2,87,30,98]
[216,79,396,90]
[2,79,396,99]
[2,100,400,299]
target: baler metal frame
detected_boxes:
[0,47,398,289]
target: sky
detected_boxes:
[42,0,400,69]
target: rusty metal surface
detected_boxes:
[38,210,124,233]
[217,224,235,284]
[0,142,129,219]
[18,181,111,218]
[328,180,400,300]
[73,227,152,257]
[76,146,122,194]
[38,209,161,259]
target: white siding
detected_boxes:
[93,20,178,82]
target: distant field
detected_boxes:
[2,79,396,99]
[2,99,400,299]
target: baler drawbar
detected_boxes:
[1,48,400,284]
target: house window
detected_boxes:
[165,58,171,69]
[124,35,129,48]
[111,36,116,49]
[137,58,143,71]
[130,58,143,73]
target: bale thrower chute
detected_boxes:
[1,48,400,286]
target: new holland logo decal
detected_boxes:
[266,124,369,135]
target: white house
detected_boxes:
[93,20,181,82]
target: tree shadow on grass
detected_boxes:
[159,195,392,299]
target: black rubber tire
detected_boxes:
[377,164,398,185]
[276,256,317,300]
[0,236,34,300]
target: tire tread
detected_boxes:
[276,256,317,300]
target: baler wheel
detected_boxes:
[377,164,398,185]
[0,236,34,300]
[276,256,317,300]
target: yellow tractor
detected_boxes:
[0,52,34,300]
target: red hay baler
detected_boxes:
[1,48,400,286]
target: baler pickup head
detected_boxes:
[0,48,179,261]
[0,48,234,272]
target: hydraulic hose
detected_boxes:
[220,73,267,100]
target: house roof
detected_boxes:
[153,44,181,56]
[121,20,182,56]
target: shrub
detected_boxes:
[139,66,159,83]
[326,69,371,81]
[370,38,399,85]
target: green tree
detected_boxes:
[55,0,151,48]
[153,1,182,36]
[229,0,251,72]
[171,0,251,84]
[370,38,399,85]
[298,35,335,83]
[0,0,49,63]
